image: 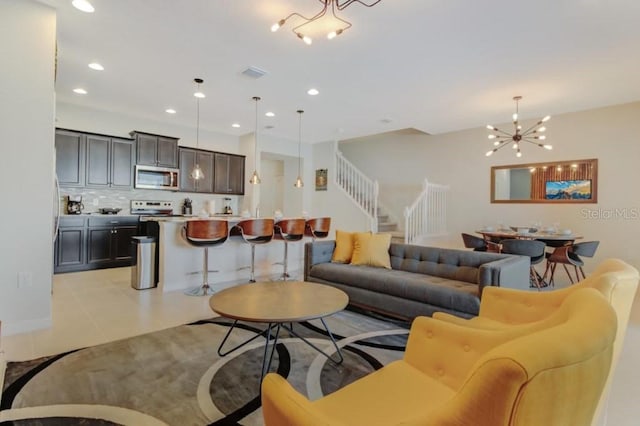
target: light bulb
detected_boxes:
[486,125,496,130]
[190,164,204,180]
[488,134,496,139]
[294,176,304,188]
[537,135,546,140]
[271,19,285,32]
[72,0,94,13]
[249,170,261,185]
[194,92,205,98]
[73,88,87,94]
[543,144,553,150]
[512,143,518,149]
[542,115,551,122]
[327,31,337,40]
[538,126,546,132]
[88,62,104,71]
[493,141,500,146]
[516,151,522,158]
[303,35,312,45]
[486,150,495,157]
[512,113,518,121]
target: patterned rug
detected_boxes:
[1,309,409,426]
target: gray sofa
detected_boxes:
[304,241,530,320]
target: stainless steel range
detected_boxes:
[130,200,175,216]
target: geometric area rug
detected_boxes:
[1,309,409,425]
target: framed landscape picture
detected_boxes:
[545,179,592,200]
[315,169,328,191]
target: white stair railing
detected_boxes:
[404,179,449,244]
[335,150,379,232]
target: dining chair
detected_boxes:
[544,241,600,286]
[500,239,547,289]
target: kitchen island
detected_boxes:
[145,216,306,293]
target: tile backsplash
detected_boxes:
[59,187,241,216]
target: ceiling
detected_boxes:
[42,0,640,143]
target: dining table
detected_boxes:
[476,229,583,246]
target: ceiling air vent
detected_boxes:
[241,66,268,79]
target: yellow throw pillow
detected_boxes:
[351,232,392,269]
[331,230,355,263]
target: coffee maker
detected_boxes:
[67,195,84,215]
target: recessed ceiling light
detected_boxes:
[194,92,205,98]
[88,62,104,71]
[307,88,319,96]
[165,109,176,114]
[72,0,95,13]
[73,88,87,94]
[231,123,241,128]
[265,112,275,117]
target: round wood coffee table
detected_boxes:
[210,280,349,381]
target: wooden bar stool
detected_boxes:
[304,217,331,241]
[273,218,306,281]
[182,220,229,296]
[231,218,275,283]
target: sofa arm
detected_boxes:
[478,255,530,294]
[304,240,336,280]
[261,373,346,426]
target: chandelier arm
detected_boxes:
[336,0,383,10]
[521,138,546,146]
[292,5,329,34]
[331,0,353,28]
[520,121,545,136]
[490,128,514,137]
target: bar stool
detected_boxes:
[304,217,331,241]
[182,220,229,296]
[231,218,275,282]
[273,218,306,281]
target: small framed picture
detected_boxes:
[315,169,328,191]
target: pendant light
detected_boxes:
[190,78,205,180]
[249,96,261,185]
[294,109,304,188]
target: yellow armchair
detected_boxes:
[262,288,616,426]
[433,258,639,425]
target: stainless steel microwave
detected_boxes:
[134,165,180,190]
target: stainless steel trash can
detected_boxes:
[131,236,156,290]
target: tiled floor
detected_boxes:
[1,267,639,425]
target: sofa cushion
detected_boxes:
[351,232,391,269]
[309,263,480,315]
[332,230,355,263]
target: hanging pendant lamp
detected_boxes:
[249,96,262,185]
[190,78,205,180]
[294,109,304,188]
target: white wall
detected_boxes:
[0,0,56,335]
[338,102,640,271]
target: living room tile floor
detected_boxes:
[2,266,640,425]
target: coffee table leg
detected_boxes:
[261,323,282,380]
[281,317,344,365]
[217,320,277,357]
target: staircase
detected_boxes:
[335,150,448,243]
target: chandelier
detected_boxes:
[485,96,552,158]
[271,0,383,45]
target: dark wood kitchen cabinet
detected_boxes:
[214,152,245,195]
[87,217,139,267]
[56,128,135,189]
[55,129,85,187]
[54,216,139,273]
[54,216,86,273]
[179,147,214,193]
[85,135,135,189]
[131,131,179,168]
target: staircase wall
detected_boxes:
[311,141,374,237]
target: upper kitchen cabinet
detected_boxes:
[85,135,135,189]
[55,129,85,187]
[131,131,179,168]
[214,152,245,195]
[179,147,214,193]
[56,129,135,189]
